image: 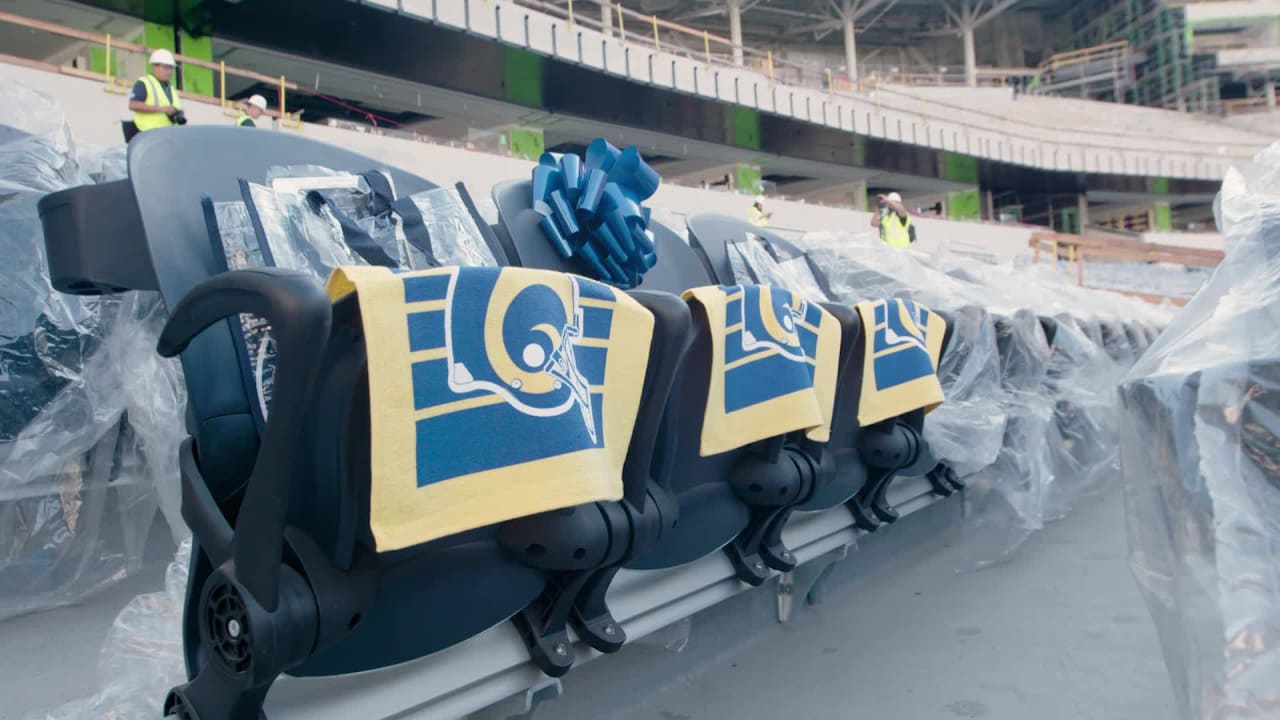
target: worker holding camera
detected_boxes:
[124,49,185,140]
[871,191,916,248]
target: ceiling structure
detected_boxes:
[611,0,1074,50]
[0,0,1217,225]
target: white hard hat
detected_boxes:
[886,192,903,203]
[149,49,176,67]
[247,94,268,110]
[754,195,765,204]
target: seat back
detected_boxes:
[1123,322,1148,353]
[42,127,448,504]
[491,179,709,294]
[1100,320,1135,363]
[993,310,1051,393]
[494,181,764,569]
[45,130,678,691]
[686,214,837,300]
[287,268,686,677]
[684,214,868,513]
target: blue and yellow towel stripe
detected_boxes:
[328,264,654,552]
[854,298,947,426]
[684,285,840,457]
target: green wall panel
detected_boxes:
[942,152,979,183]
[503,48,545,107]
[179,30,214,97]
[1154,202,1173,231]
[735,165,763,194]
[948,190,982,221]
[509,127,546,160]
[730,106,762,150]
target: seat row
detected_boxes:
[36,127,1157,720]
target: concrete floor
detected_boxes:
[3,489,1174,720]
[3,539,171,719]
[596,492,1176,720]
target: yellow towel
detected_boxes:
[854,298,947,426]
[328,265,654,552]
[685,285,841,457]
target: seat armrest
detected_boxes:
[159,267,333,612]
[622,290,693,508]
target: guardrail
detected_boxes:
[440,0,1263,178]
[0,9,303,127]
[1030,230,1221,304]
[1223,94,1279,116]
[2,0,1262,180]
[1039,41,1132,74]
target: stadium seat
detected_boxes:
[1099,321,1136,364]
[494,185,850,585]
[38,128,693,720]
[684,215,949,529]
[1123,322,1149,354]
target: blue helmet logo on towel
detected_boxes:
[403,268,614,487]
[738,286,812,363]
[870,299,938,391]
[447,277,597,443]
[723,286,823,414]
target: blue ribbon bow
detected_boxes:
[531,138,661,289]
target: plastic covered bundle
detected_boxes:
[0,80,186,620]
[1041,315,1123,520]
[960,310,1057,566]
[24,540,191,720]
[924,306,1007,478]
[1118,142,1280,720]
[800,231,993,309]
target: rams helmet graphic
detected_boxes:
[404,267,616,487]
[870,298,940,391]
[723,285,825,414]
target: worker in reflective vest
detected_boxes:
[872,192,915,248]
[237,94,268,127]
[128,49,183,134]
[748,196,772,227]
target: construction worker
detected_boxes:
[237,94,268,127]
[125,49,183,140]
[748,196,772,227]
[871,191,915,248]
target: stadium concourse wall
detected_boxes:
[3,59,1056,260]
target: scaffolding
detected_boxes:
[1064,0,1211,112]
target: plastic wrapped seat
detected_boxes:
[38,127,691,719]
[684,215,951,530]
[493,189,851,585]
[0,118,157,621]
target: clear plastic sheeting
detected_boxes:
[0,79,186,620]
[961,311,1057,566]
[397,185,499,268]
[725,233,828,302]
[244,176,386,277]
[925,306,1006,479]
[23,540,191,720]
[1042,316,1122,521]
[793,231,1166,567]
[1118,142,1280,720]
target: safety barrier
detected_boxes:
[1029,230,1222,304]
[0,2,1264,180]
[383,0,1261,180]
[0,9,303,128]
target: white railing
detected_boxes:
[365,0,1265,181]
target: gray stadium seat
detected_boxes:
[39,127,692,719]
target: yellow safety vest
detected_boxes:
[879,212,913,248]
[748,206,769,227]
[133,74,182,132]
[236,114,255,127]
